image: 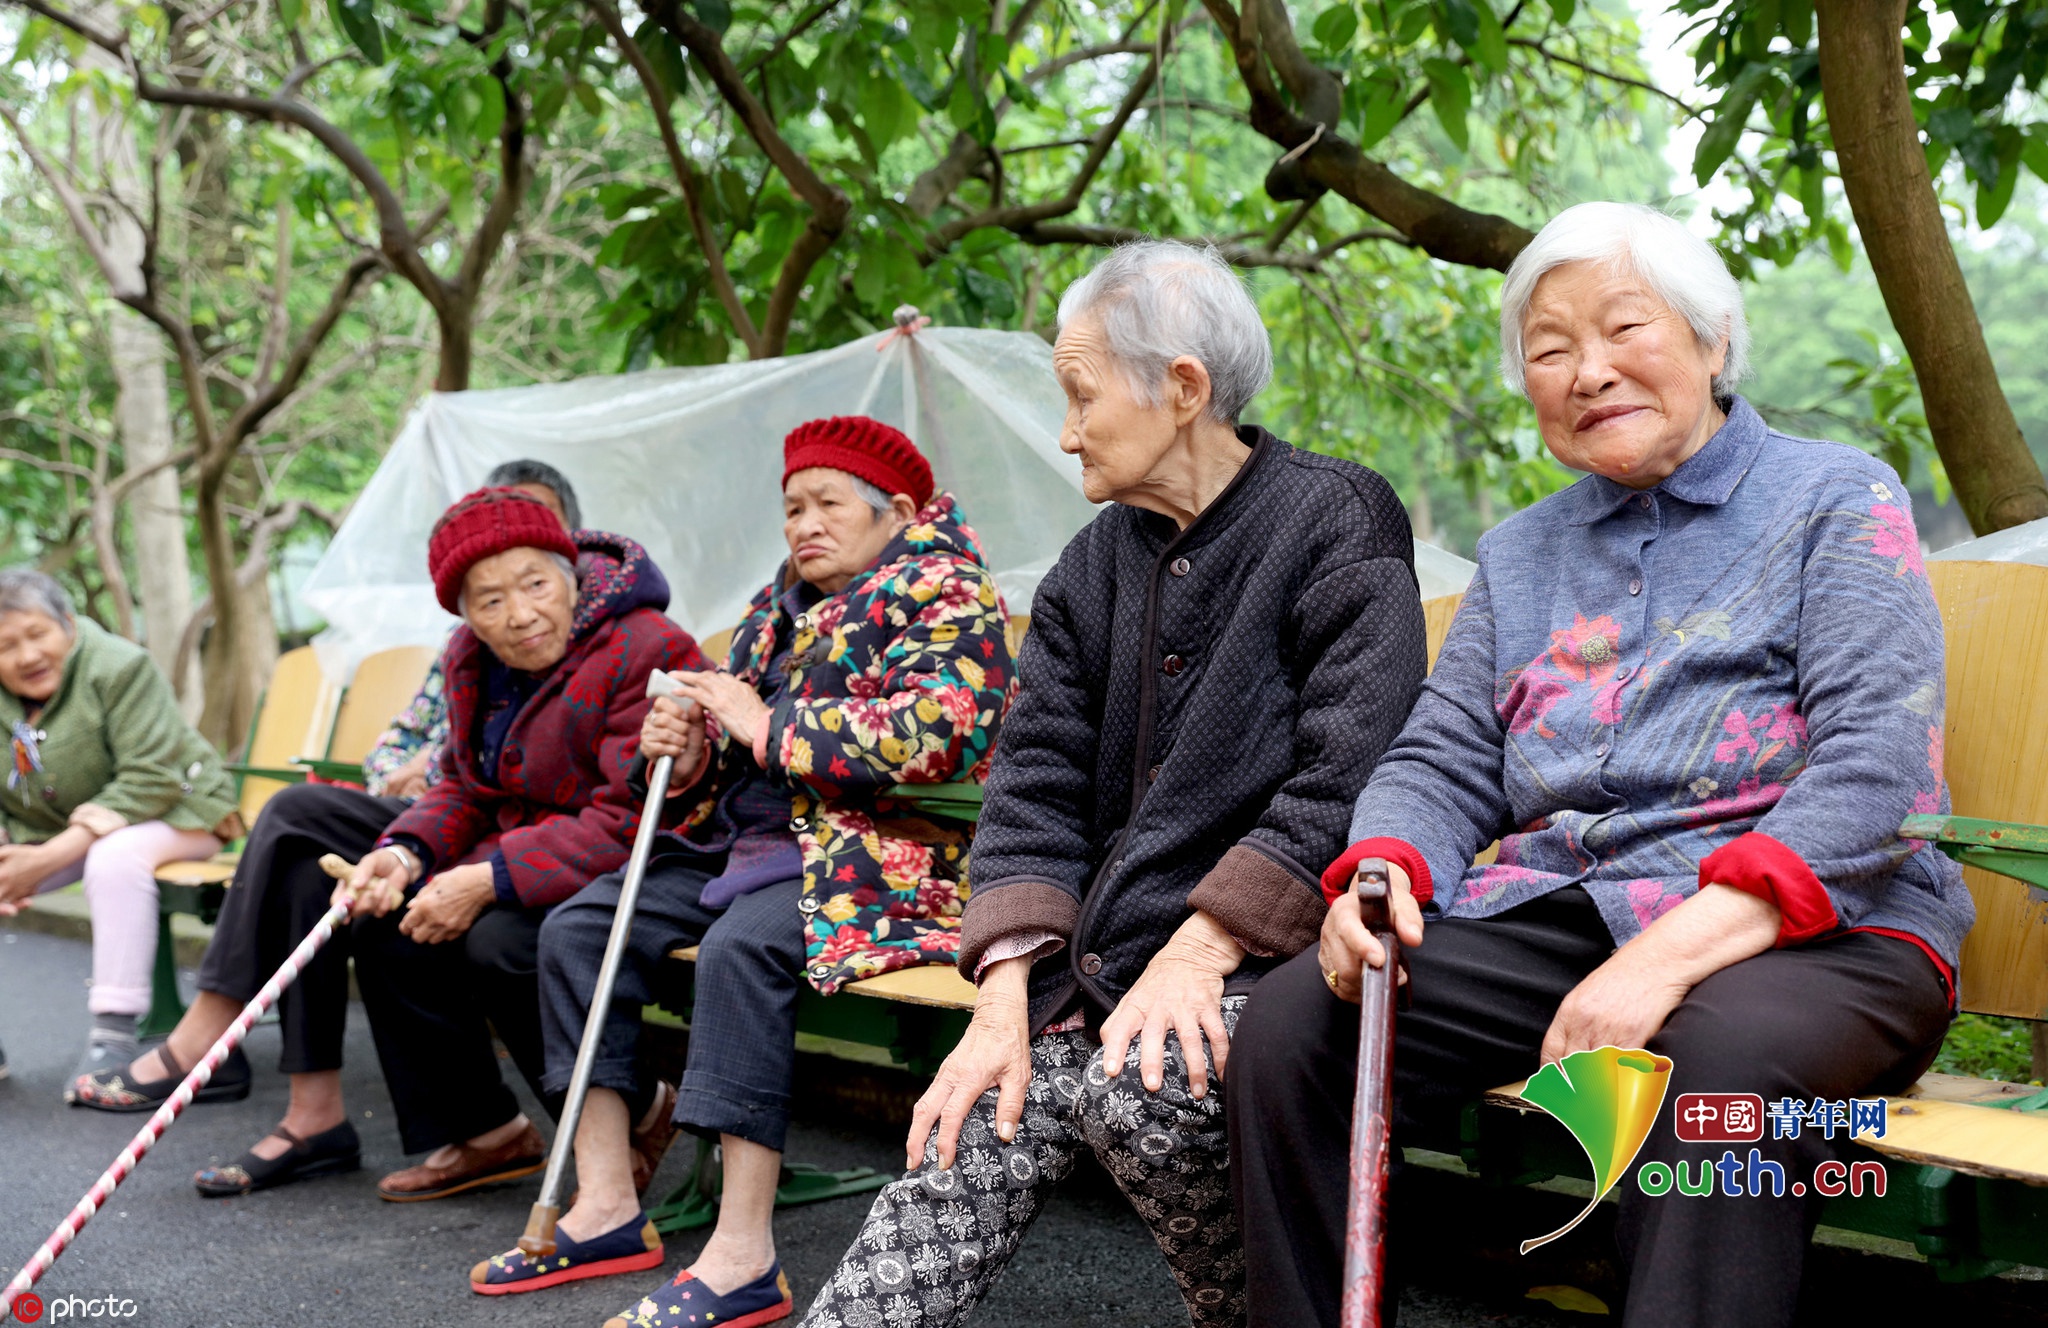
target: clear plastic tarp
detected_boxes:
[303,324,1477,680]
[1928,514,2048,567]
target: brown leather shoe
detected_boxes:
[630,1081,680,1196]
[377,1121,546,1202]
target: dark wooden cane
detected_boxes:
[1340,857,1400,1328]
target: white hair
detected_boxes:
[458,550,578,618]
[1498,201,1750,397]
[1056,240,1274,424]
[848,475,894,517]
[0,568,75,626]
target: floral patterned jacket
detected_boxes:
[361,651,448,799]
[675,492,1016,992]
[1330,397,1974,1001]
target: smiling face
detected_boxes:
[1519,260,1728,490]
[0,609,75,703]
[783,468,916,594]
[460,548,577,673]
[1052,316,1186,506]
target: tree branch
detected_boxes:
[1508,38,1701,120]
[739,0,844,73]
[586,0,760,354]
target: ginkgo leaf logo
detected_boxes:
[1516,1045,1674,1254]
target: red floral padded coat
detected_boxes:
[382,530,706,909]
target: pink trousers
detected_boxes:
[34,821,223,1016]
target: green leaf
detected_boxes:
[1692,62,1771,185]
[573,79,602,116]
[279,0,304,30]
[889,51,940,110]
[1422,57,1471,153]
[1976,125,2023,227]
[689,0,732,37]
[1313,4,1359,52]
[1926,104,1975,146]
[1824,217,1852,272]
[1467,0,1508,74]
[1436,0,1480,50]
[958,265,1016,320]
[1353,75,1405,150]
[633,18,692,100]
[861,77,913,150]
[1782,0,1813,49]
[1544,0,1575,24]
[470,75,505,145]
[2021,125,2048,184]
[327,0,386,64]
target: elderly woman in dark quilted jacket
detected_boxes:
[797,241,1426,1328]
[465,417,1013,1326]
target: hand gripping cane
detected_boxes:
[518,669,692,1257]
[3,854,370,1314]
[1340,858,1401,1328]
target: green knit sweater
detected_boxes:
[1,619,237,844]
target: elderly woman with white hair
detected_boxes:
[797,241,1426,1328]
[1228,202,1974,1328]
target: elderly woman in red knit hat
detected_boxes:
[467,417,1015,1328]
[75,488,703,1201]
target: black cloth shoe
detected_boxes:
[194,1122,362,1197]
[70,1041,251,1112]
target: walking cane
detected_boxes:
[518,669,692,1257]
[3,854,369,1314]
[1340,857,1401,1328]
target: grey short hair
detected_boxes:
[849,475,894,518]
[483,458,582,530]
[456,550,579,618]
[1056,240,1274,424]
[1498,201,1750,397]
[0,568,75,627]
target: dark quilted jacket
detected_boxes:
[382,530,707,908]
[958,428,1427,1033]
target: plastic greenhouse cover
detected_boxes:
[302,324,1477,681]
[1928,514,2048,567]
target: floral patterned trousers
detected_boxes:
[800,996,1248,1328]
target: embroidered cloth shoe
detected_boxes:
[603,1263,793,1328]
[377,1121,546,1201]
[470,1215,664,1295]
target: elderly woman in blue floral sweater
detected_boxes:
[1230,203,1974,1328]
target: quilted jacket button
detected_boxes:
[1161,654,1185,677]
[1170,557,1191,577]
[799,896,820,913]
[1080,953,1104,976]
[790,816,810,832]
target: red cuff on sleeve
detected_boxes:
[1322,837,1433,908]
[1699,831,1839,946]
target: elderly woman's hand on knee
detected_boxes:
[1316,863,1425,1004]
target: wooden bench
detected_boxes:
[142,645,436,1034]
[1472,558,2048,1278]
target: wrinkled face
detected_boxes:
[0,609,74,703]
[510,483,570,529]
[1520,260,1727,490]
[461,548,576,672]
[1053,316,1180,505]
[783,468,912,595]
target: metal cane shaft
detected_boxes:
[4,895,352,1312]
[1340,860,1401,1328]
[523,751,674,1248]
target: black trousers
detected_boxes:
[351,895,551,1155]
[194,783,407,1074]
[537,843,806,1152]
[1227,886,1952,1328]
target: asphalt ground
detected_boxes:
[3,925,2046,1328]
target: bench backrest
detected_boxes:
[1930,560,2048,1021]
[1421,566,2048,1023]
[239,646,339,825]
[327,645,439,767]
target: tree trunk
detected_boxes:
[83,18,200,711]
[193,463,255,747]
[1816,0,2048,535]
[434,301,473,391]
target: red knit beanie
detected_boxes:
[782,416,934,508]
[428,487,578,614]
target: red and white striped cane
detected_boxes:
[3,853,371,1314]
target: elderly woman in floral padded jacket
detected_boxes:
[468,415,1013,1328]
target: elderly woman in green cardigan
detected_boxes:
[0,568,239,1090]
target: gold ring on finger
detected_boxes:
[1324,969,1340,993]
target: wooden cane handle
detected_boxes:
[317,854,357,881]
